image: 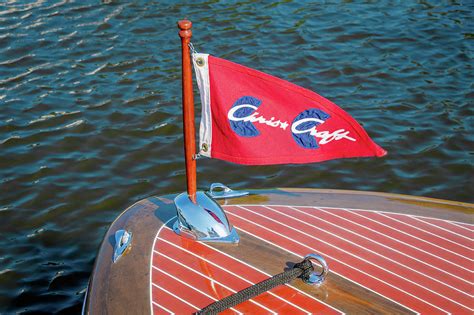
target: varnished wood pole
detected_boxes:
[178,20,197,201]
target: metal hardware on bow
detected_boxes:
[208,183,249,199]
[113,230,132,263]
[173,191,239,244]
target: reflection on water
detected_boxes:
[0,0,472,312]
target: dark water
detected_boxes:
[0,0,472,313]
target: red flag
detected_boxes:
[193,53,386,165]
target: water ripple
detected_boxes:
[0,1,472,313]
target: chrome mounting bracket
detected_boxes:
[173,190,240,244]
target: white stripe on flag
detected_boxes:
[192,53,212,157]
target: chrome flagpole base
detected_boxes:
[173,191,239,244]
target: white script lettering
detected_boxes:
[228,105,356,145]
[227,104,289,130]
[291,118,356,144]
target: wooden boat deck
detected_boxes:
[84,188,473,314]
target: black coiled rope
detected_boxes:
[194,258,314,315]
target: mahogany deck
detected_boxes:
[84,188,473,314]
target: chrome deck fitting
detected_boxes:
[173,184,245,244]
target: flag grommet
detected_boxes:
[196,57,205,67]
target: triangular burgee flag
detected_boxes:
[193,53,386,165]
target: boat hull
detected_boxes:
[83,188,473,314]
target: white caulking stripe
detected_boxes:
[231,223,422,314]
[150,217,176,315]
[151,207,472,313]
[153,245,277,314]
[228,211,450,314]
[341,209,472,272]
[155,250,276,314]
[153,266,242,314]
[152,301,174,314]
[421,218,474,237]
[155,237,312,314]
[261,205,473,298]
[159,226,338,313]
[231,207,473,311]
[197,235,343,314]
[232,204,473,227]
[400,215,473,241]
[376,212,473,254]
[451,221,474,230]
[289,205,473,288]
[152,283,200,310]
[312,207,474,283]
[355,211,474,263]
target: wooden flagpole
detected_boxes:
[178,20,197,201]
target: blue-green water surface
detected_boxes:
[0,0,472,313]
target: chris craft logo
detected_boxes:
[228,96,355,149]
